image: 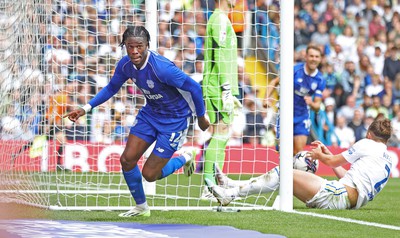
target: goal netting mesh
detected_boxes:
[0,0,281,211]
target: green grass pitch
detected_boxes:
[8,174,400,238]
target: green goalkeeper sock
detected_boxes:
[204,134,228,185]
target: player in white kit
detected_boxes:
[206,118,393,209]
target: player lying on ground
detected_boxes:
[206,117,392,209]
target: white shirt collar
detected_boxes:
[304,64,319,77]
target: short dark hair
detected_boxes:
[119,26,150,47]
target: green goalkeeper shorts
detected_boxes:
[205,97,234,125]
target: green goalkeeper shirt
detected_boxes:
[203,8,238,98]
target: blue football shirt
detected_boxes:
[293,63,326,124]
[89,51,204,124]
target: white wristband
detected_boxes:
[81,104,92,113]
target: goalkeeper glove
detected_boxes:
[221,83,242,114]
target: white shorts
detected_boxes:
[306,180,351,209]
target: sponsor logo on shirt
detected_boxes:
[295,86,309,97]
[142,88,163,100]
[145,94,163,100]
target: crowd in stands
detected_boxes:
[1,0,400,149]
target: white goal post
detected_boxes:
[0,0,293,212]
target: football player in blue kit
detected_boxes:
[263,45,326,155]
[293,45,326,155]
[65,26,210,217]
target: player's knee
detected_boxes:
[120,154,136,171]
[142,170,158,182]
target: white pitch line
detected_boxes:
[293,210,400,231]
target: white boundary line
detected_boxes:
[293,210,400,231]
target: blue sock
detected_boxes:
[123,165,146,205]
[160,155,186,179]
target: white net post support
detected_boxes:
[0,0,49,208]
[142,0,158,197]
[279,0,294,212]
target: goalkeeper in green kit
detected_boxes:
[201,0,241,200]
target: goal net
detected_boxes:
[0,0,284,211]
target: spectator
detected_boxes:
[346,0,365,18]
[360,0,378,23]
[365,74,384,97]
[243,99,264,145]
[294,16,311,50]
[348,108,364,142]
[331,84,349,110]
[368,12,386,39]
[337,95,359,124]
[383,46,400,82]
[369,46,385,75]
[228,0,248,54]
[382,94,394,119]
[391,110,400,147]
[0,108,24,141]
[355,113,375,141]
[365,95,389,119]
[90,103,112,143]
[327,42,346,75]
[357,54,373,86]
[324,97,336,127]
[311,96,336,146]
[340,60,360,94]
[393,73,400,105]
[378,79,394,105]
[382,4,394,31]
[321,63,340,92]
[387,13,400,43]
[311,22,330,47]
[331,115,356,148]
[335,25,357,62]
[360,93,373,112]
[190,54,204,83]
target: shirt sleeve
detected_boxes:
[341,139,367,164]
[179,76,206,117]
[88,60,128,108]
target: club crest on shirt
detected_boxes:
[147,79,154,88]
[311,82,318,90]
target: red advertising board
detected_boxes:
[2,141,399,178]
